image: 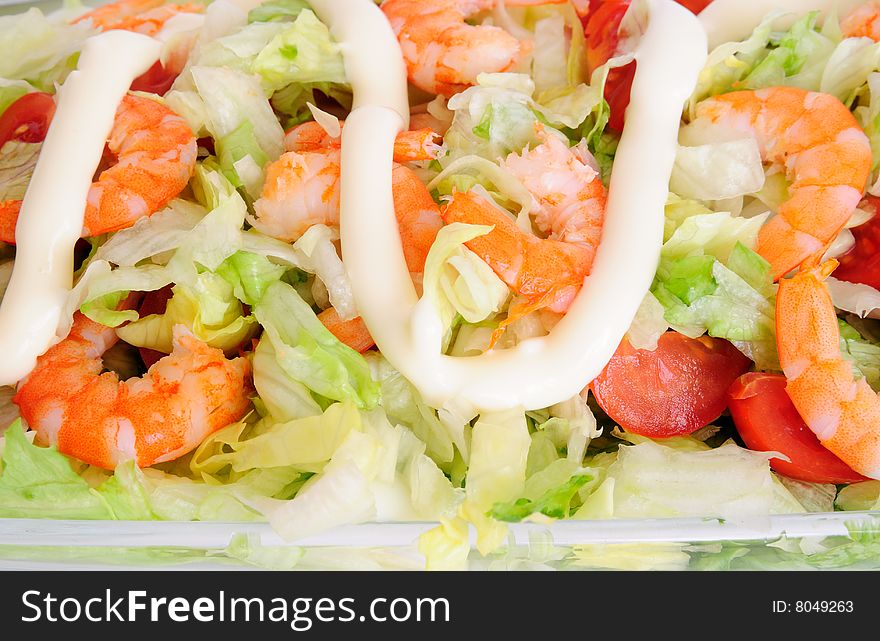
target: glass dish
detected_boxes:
[1,512,880,570]
[2,0,880,572]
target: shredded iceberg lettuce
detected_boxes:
[0,8,94,91]
[253,280,380,409]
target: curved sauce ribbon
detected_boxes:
[0,31,161,386]
[312,0,708,413]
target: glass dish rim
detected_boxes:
[3,511,880,549]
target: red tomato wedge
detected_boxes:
[728,373,868,484]
[585,0,713,132]
[834,195,880,290]
[0,92,56,147]
[136,286,174,369]
[591,332,751,437]
[130,61,180,96]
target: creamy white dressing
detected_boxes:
[0,31,160,386]
[308,0,410,126]
[699,0,865,49]
[154,11,206,44]
[316,0,708,412]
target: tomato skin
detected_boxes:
[591,332,752,437]
[728,373,868,484]
[585,0,713,132]
[834,196,880,290]
[0,92,56,147]
[130,61,179,96]
[136,286,174,369]
[673,0,713,12]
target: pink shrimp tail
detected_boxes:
[776,261,880,479]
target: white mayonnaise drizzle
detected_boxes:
[155,11,205,43]
[308,0,410,125]
[312,0,707,412]
[699,0,865,49]
[0,31,160,386]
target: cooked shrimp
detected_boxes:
[253,153,442,264]
[251,148,342,242]
[74,0,204,37]
[319,308,375,353]
[441,127,606,328]
[284,120,441,162]
[442,190,595,331]
[842,1,880,40]
[694,87,872,280]
[254,121,442,259]
[316,163,445,352]
[776,260,880,479]
[391,163,446,273]
[14,313,252,470]
[381,0,566,97]
[256,120,445,351]
[0,94,197,243]
[502,128,605,252]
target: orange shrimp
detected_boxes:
[441,127,606,336]
[256,120,445,352]
[254,121,443,270]
[14,313,252,470]
[0,94,197,244]
[318,308,375,353]
[284,120,441,162]
[73,0,204,37]
[842,1,880,40]
[316,163,444,352]
[381,0,567,97]
[251,148,342,242]
[776,260,880,479]
[693,87,872,281]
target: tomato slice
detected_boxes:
[585,0,713,132]
[590,332,752,437]
[833,195,880,290]
[130,61,180,96]
[674,0,713,12]
[136,286,174,369]
[0,92,56,147]
[728,373,867,484]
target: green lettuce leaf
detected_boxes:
[215,251,287,307]
[422,222,509,342]
[839,319,880,391]
[458,409,530,554]
[252,337,323,422]
[490,463,593,523]
[366,353,456,465]
[253,9,347,89]
[443,69,609,169]
[835,481,880,511]
[671,137,765,202]
[742,13,833,90]
[253,280,380,409]
[243,407,457,541]
[0,421,111,519]
[579,439,804,519]
[0,79,32,119]
[0,8,94,90]
[115,272,258,355]
[0,140,41,202]
[248,0,311,23]
[169,65,285,198]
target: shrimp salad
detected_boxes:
[1,0,880,567]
